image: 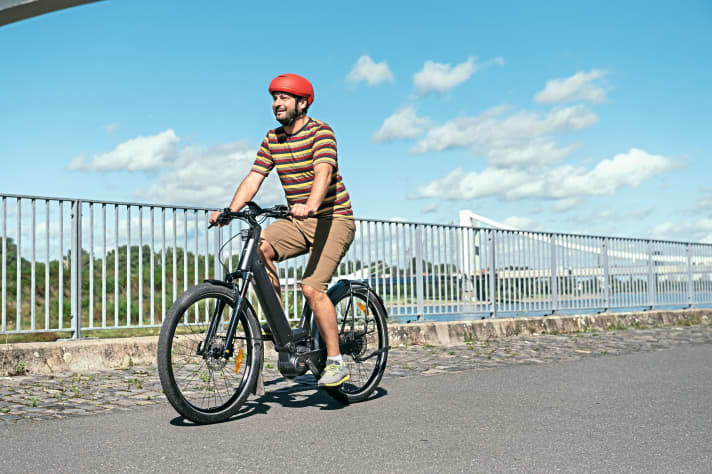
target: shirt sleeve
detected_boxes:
[251,135,274,176]
[312,124,338,169]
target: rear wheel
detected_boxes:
[157,283,262,424]
[319,285,389,403]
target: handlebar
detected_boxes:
[208,202,290,228]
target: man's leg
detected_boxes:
[299,217,356,387]
[258,240,282,307]
[301,285,339,357]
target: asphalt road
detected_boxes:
[3,344,710,473]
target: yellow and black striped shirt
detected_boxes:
[251,118,353,217]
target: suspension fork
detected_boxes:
[198,273,252,358]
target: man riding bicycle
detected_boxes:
[209,74,355,388]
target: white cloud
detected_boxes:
[652,218,712,243]
[371,106,431,143]
[501,216,536,230]
[141,140,283,208]
[413,57,477,96]
[534,70,608,104]
[411,105,598,167]
[420,202,439,214]
[695,198,712,209]
[67,129,179,172]
[347,56,395,86]
[414,148,678,202]
[486,140,579,167]
[552,197,581,212]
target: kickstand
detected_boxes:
[253,358,265,396]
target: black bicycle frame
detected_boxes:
[201,216,309,359]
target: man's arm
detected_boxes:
[292,163,332,218]
[227,171,266,211]
[209,171,266,225]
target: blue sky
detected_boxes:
[1,0,711,242]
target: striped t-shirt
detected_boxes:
[251,118,353,217]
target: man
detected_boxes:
[209,74,355,388]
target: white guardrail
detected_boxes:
[1,193,712,337]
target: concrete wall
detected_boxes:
[1,308,709,376]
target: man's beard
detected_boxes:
[275,107,298,126]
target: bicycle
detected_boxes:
[157,202,389,424]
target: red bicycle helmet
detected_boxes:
[268,74,314,105]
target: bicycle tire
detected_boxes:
[317,284,389,403]
[157,282,263,424]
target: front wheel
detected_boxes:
[157,282,263,424]
[317,284,389,403]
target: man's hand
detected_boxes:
[209,210,225,227]
[291,203,316,218]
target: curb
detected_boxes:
[1,308,709,376]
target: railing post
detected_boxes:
[550,233,558,314]
[602,238,610,311]
[70,199,82,339]
[686,244,693,307]
[415,224,424,320]
[214,225,222,280]
[647,240,655,309]
[489,230,496,317]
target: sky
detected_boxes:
[1,0,712,243]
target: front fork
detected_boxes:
[198,274,252,358]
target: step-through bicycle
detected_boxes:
[157,202,389,424]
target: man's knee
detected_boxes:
[259,240,277,261]
[301,284,324,302]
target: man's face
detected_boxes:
[272,92,304,125]
[272,92,295,120]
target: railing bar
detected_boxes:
[450,227,456,315]
[181,211,188,326]
[161,208,166,322]
[228,218,233,274]
[373,221,380,298]
[44,199,50,329]
[127,206,131,327]
[173,209,177,306]
[150,207,155,326]
[455,227,463,314]
[102,204,106,329]
[395,223,401,313]
[1,197,5,332]
[16,199,21,331]
[388,222,394,315]
[89,204,94,328]
[31,199,36,330]
[194,210,198,323]
[421,225,433,314]
[434,225,439,314]
[139,207,143,327]
[515,231,521,314]
[59,201,64,329]
[522,232,528,313]
[359,219,365,284]
[204,210,209,322]
[411,224,418,315]
[114,205,119,328]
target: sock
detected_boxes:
[327,355,343,365]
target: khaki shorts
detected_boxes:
[262,216,356,293]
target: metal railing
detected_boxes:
[2,192,712,337]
